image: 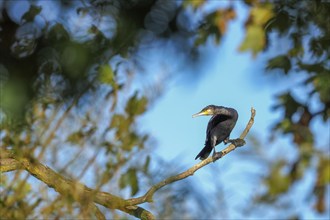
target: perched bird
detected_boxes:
[192,105,239,160]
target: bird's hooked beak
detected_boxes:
[192,109,213,118]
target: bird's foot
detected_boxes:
[230,138,246,147]
[212,151,223,161]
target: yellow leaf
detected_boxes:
[251,4,274,26]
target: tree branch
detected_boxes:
[125,107,256,206]
[0,148,154,220]
[0,149,22,172]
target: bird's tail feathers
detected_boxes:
[195,141,212,160]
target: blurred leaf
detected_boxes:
[239,25,265,56]
[313,156,330,213]
[264,160,291,196]
[273,118,292,134]
[21,5,42,22]
[239,3,274,56]
[194,28,211,46]
[288,45,304,58]
[143,155,151,173]
[319,157,330,185]
[47,23,70,42]
[125,92,148,117]
[110,114,125,129]
[119,168,139,196]
[128,168,139,196]
[98,64,116,87]
[60,44,89,79]
[214,8,236,34]
[267,10,292,35]
[243,0,259,6]
[309,37,325,58]
[194,7,235,46]
[0,80,29,127]
[298,62,325,73]
[266,55,291,74]
[312,72,330,104]
[119,172,128,189]
[250,4,274,26]
[66,131,84,144]
[122,132,139,151]
[110,114,128,139]
[183,0,205,9]
[273,93,301,118]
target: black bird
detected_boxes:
[193,105,240,160]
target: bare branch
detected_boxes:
[125,107,256,206]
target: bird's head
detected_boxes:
[192,105,219,117]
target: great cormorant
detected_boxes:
[192,105,241,160]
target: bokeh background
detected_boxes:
[1,0,329,219]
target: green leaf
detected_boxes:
[0,80,29,126]
[268,11,292,35]
[239,3,274,56]
[125,92,148,117]
[110,114,125,129]
[110,114,129,139]
[194,30,209,47]
[128,168,139,196]
[48,23,70,42]
[119,168,139,196]
[265,160,291,196]
[276,92,301,118]
[119,172,128,189]
[278,118,292,133]
[239,25,265,56]
[298,62,325,73]
[66,131,84,144]
[288,46,304,58]
[98,64,116,87]
[321,159,330,185]
[122,132,139,151]
[143,156,151,173]
[266,55,291,74]
[312,72,330,104]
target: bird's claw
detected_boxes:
[231,138,246,147]
[212,152,223,161]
